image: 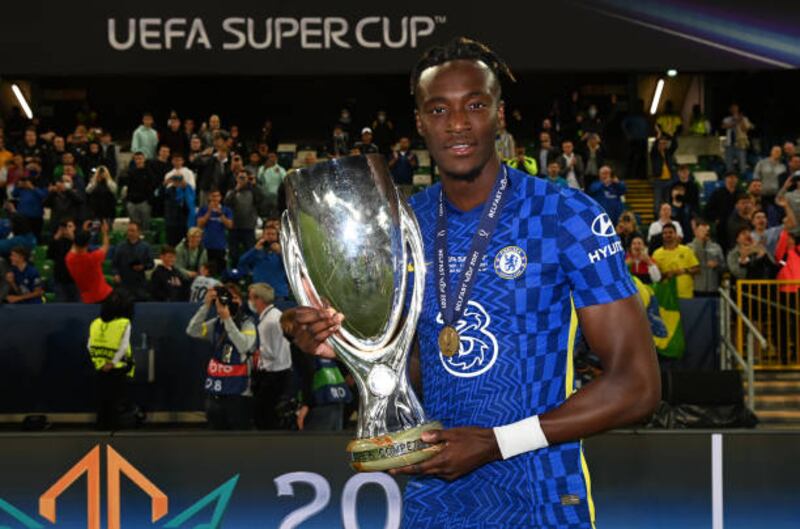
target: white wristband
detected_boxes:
[493,415,549,460]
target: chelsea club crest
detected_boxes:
[494,246,527,279]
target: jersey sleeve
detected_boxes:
[557,189,637,309]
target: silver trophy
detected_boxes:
[281,154,442,471]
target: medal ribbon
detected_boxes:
[435,166,510,328]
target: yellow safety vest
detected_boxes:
[88,318,135,377]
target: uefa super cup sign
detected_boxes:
[281,154,442,471]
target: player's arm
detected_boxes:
[535,295,660,445]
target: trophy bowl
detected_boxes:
[281,154,442,471]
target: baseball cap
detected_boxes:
[361,127,372,135]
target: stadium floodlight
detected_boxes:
[666,68,678,77]
[11,84,33,120]
[649,78,665,115]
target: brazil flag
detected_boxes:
[651,277,686,358]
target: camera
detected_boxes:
[215,286,233,307]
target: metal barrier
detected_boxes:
[719,285,763,410]
[735,280,800,367]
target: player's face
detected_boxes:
[415,59,503,181]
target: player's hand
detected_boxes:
[390,427,502,481]
[282,306,341,359]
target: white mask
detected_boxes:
[248,301,258,314]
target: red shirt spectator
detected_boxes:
[66,223,113,303]
[775,230,800,293]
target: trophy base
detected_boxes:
[347,421,444,472]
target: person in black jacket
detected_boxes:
[44,176,85,227]
[150,246,189,301]
[47,218,80,302]
[119,152,156,231]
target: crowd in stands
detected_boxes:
[1,95,799,429]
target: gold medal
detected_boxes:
[438,325,460,357]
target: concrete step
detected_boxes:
[754,394,800,410]
[755,370,800,381]
[755,409,800,424]
[744,380,800,394]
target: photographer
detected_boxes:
[186,283,257,430]
[238,225,289,301]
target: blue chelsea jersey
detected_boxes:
[403,166,636,529]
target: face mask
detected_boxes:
[248,301,258,313]
[63,182,72,190]
[588,108,597,118]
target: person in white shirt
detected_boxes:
[248,282,293,430]
[164,152,197,190]
[647,202,684,242]
[189,262,221,303]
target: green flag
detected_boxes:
[651,277,686,359]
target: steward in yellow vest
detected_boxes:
[88,317,135,377]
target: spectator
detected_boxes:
[148,145,172,217]
[774,220,799,290]
[11,175,47,239]
[184,118,197,146]
[371,110,396,156]
[187,135,206,173]
[667,182,696,243]
[725,193,755,252]
[665,165,701,213]
[0,214,37,258]
[648,203,684,245]
[3,246,43,304]
[48,219,80,302]
[249,283,292,430]
[535,131,558,177]
[655,100,683,147]
[580,133,605,186]
[150,246,189,301]
[353,127,379,155]
[626,234,661,284]
[539,117,559,145]
[244,151,262,177]
[189,262,220,303]
[494,120,515,160]
[544,160,568,188]
[622,99,648,179]
[650,137,677,180]
[86,165,118,224]
[99,131,118,177]
[557,139,584,189]
[747,179,765,213]
[616,211,642,250]
[705,172,741,247]
[652,223,700,299]
[505,108,530,144]
[256,152,286,216]
[161,116,189,157]
[753,145,786,202]
[224,170,264,266]
[505,146,537,177]
[687,220,725,297]
[200,114,225,149]
[782,141,797,166]
[727,227,777,280]
[53,152,86,183]
[196,133,233,203]
[588,165,626,223]
[0,136,13,169]
[18,127,45,167]
[750,210,778,251]
[131,112,158,160]
[65,224,113,304]
[197,189,233,273]
[329,125,349,157]
[721,103,754,173]
[83,141,106,176]
[582,104,604,139]
[163,169,197,247]
[238,226,289,300]
[88,290,135,430]
[164,151,196,190]
[111,221,153,301]
[119,152,156,231]
[688,104,712,136]
[776,173,800,239]
[176,227,209,280]
[186,283,256,430]
[388,136,420,185]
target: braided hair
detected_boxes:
[410,37,516,100]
